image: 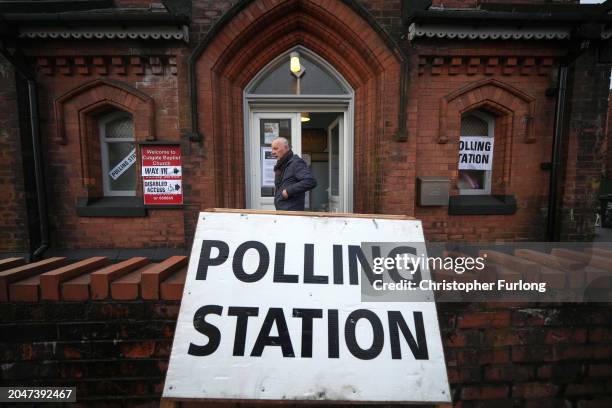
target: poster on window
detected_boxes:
[263,122,279,144]
[109,148,137,180]
[261,147,276,187]
[458,136,494,170]
[141,145,183,205]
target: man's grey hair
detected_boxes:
[273,137,290,148]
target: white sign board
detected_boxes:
[163,211,450,403]
[458,136,494,170]
[143,179,182,194]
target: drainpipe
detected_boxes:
[185,51,201,142]
[0,45,50,260]
[27,79,50,260]
[546,65,568,241]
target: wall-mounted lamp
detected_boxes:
[290,52,305,77]
[300,112,310,122]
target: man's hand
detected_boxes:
[282,189,289,199]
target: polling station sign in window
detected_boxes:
[163,211,450,403]
[458,136,494,170]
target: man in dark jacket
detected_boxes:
[271,137,317,211]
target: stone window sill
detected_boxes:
[76,196,147,217]
[448,194,517,215]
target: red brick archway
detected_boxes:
[193,0,403,212]
[53,79,156,197]
[54,78,155,145]
[438,79,536,145]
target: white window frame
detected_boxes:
[99,111,136,197]
[458,110,495,195]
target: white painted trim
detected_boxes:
[250,112,301,210]
[408,23,570,41]
[327,116,344,213]
[20,26,188,42]
[245,45,353,96]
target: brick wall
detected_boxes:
[558,48,611,241]
[1,301,610,407]
[410,41,563,241]
[1,300,177,407]
[0,0,608,252]
[0,56,29,253]
[26,44,186,249]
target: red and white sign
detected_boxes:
[141,145,183,205]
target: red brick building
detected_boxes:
[1,0,611,258]
[1,2,612,407]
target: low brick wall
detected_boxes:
[1,252,611,407]
[1,301,178,407]
[1,301,611,407]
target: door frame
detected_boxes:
[249,112,302,210]
[327,115,343,213]
[244,104,353,212]
[242,46,355,212]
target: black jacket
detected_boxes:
[274,152,317,211]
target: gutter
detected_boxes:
[27,80,50,260]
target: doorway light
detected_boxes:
[290,52,304,77]
[300,112,310,122]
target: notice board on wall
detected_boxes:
[162,209,450,404]
[141,145,182,206]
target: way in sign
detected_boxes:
[143,167,181,175]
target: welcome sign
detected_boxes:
[163,210,450,403]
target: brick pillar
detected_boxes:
[0,55,29,253]
[558,46,611,241]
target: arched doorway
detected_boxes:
[190,0,405,214]
[244,46,354,212]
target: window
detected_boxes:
[248,50,350,96]
[99,111,137,196]
[457,111,494,195]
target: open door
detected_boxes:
[250,112,301,210]
[327,115,343,212]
